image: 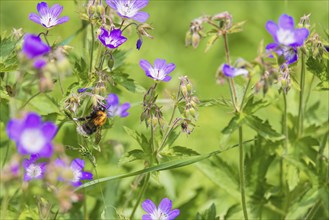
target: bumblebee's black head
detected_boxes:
[97,104,106,112]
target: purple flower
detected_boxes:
[105,94,130,118]
[98,28,127,49]
[34,58,47,69]
[222,64,248,78]
[266,14,309,64]
[77,87,89,93]
[139,59,176,82]
[6,112,57,158]
[106,0,149,22]
[142,198,180,220]
[55,158,93,187]
[29,2,69,28]
[22,154,46,181]
[22,34,51,59]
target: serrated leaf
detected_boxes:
[73,57,88,82]
[243,96,270,114]
[245,115,284,140]
[196,203,219,220]
[196,156,240,200]
[306,56,328,82]
[287,164,299,191]
[119,149,145,164]
[315,81,329,90]
[112,72,146,93]
[123,126,150,153]
[167,146,200,157]
[222,114,245,135]
[199,98,230,107]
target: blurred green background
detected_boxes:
[1,0,328,218]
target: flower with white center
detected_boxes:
[22,154,46,181]
[55,158,93,187]
[106,0,149,22]
[222,64,248,78]
[29,2,69,28]
[265,14,309,64]
[98,28,127,49]
[139,59,176,82]
[142,198,180,220]
[105,93,130,118]
[6,112,57,158]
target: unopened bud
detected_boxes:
[192,32,200,48]
[88,5,96,17]
[96,5,105,16]
[185,31,192,47]
[181,85,188,97]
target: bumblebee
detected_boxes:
[75,105,108,136]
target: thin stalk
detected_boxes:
[240,78,251,110]
[297,52,306,137]
[282,92,288,152]
[83,188,88,220]
[1,141,10,168]
[56,71,64,96]
[19,91,41,110]
[304,75,315,112]
[130,173,150,220]
[89,23,95,74]
[238,126,249,220]
[223,33,238,111]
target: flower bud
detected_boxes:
[88,5,96,17]
[96,5,105,16]
[185,31,192,47]
[192,32,200,48]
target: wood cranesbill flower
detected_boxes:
[265,14,309,64]
[139,59,176,82]
[22,154,46,181]
[106,0,150,22]
[22,34,50,59]
[222,64,248,78]
[142,198,180,220]
[55,158,93,187]
[98,28,127,49]
[6,112,57,158]
[29,2,69,28]
[105,93,130,118]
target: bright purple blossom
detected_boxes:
[55,158,93,187]
[34,58,47,69]
[6,112,57,158]
[29,2,69,28]
[139,59,176,82]
[22,34,50,59]
[98,28,127,49]
[222,64,248,78]
[106,0,149,22]
[22,154,46,181]
[142,198,180,220]
[105,94,130,118]
[266,14,309,64]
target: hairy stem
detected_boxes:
[297,52,306,137]
[239,126,249,220]
[282,92,288,152]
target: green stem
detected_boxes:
[297,52,306,137]
[282,92,288,152]
[56,71,64,96]
[89,23,95,74]
[223,33,238,111]
[239,126,249,220]
[240,78,251,109]
[19,92,41,110]
[129,173,150,220]
[1,141,10,168]
[304,75,314,112]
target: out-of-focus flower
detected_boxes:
[98,28,127,49]
[142,198,180,220]
[22,154,46,181]
[22,34,50,59]
[265,14,309,64]
[55,158,93,187]
[12,28,23,40]
[34,58,47,69]
[0,155,21,182]
[139,59,176,82]
[106,0,149,22]
[222,64,248,78]
[29,2,69,28]
[105,93,130,118]
[6,112,57,158]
